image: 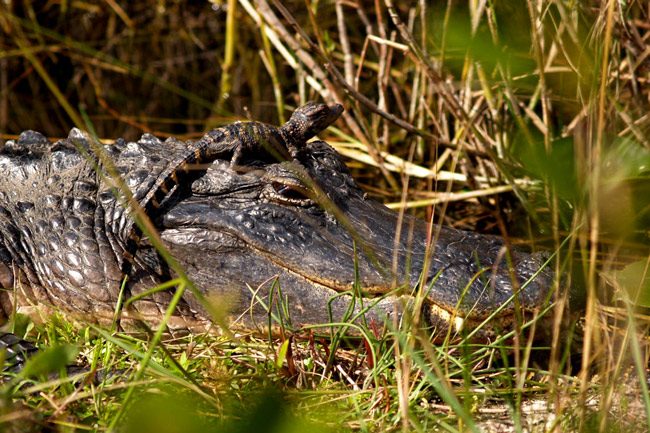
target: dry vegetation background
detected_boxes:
[0,0,650,432]
[0,2,647,211]
[1,1,649,237]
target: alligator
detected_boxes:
[0,103,554,360]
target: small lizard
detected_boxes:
[122,102,344,277]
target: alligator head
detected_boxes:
[150,140,554,341]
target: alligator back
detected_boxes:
[0,129,180,318]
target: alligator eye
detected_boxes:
[268,181,312,206]
[272,182,308,199]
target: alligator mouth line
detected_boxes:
[163,222,530,328]
[240,254,532,339]
[234,236,509,327]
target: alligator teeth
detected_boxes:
[454,316,465,333]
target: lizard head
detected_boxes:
[280,102,344,145]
